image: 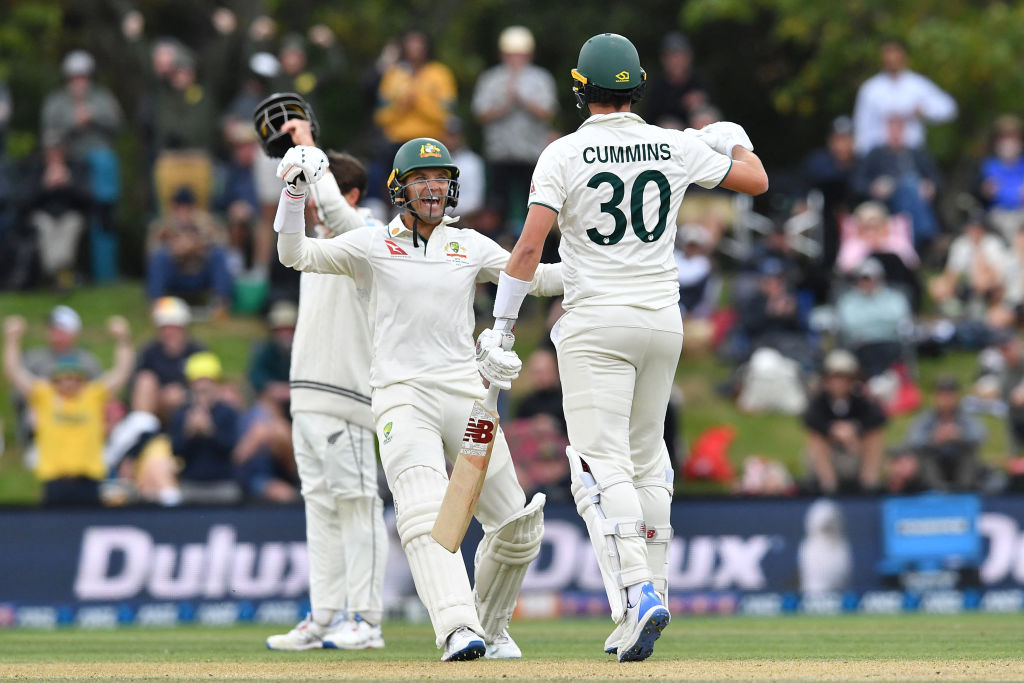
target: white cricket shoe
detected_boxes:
[265,614,330,650]
[484,629,521,659]
[323,615,385,650]
[617,583,670,663]
[604,619,628,654]
[441,626,486,662]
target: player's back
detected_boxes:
[529,112,730,311]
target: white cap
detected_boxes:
[62,50,95,78]
[49,305,82,334]
[267,300,298,329]
[249,51,280,79]
[499,26,535,54]
[151,296,191,327]
[823,349,859,376]
[679,223,709,247]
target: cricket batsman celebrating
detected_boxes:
[274,137,563,660]
[477,33,769,662]
[255,94,389,651]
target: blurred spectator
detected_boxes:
[993,229,1024,329]
[643,31,712,130]
[146,186,233,315]
[226,52,280,131]
[674,223,715,318]
[797,500,852,592]
[0,79,11,226]
[130,297,206,424]
[993,330,1024,464]
[800,115,857,267]
[168,351,243,504]
[235,301,299,502]
[802,349,887,494]
[270,28,346,110]
[974,114,1024,243]
[837,201,922,311]
[904,376,986,491]
[372,30,456,199]
[737,258,814,367]
[885,444,930,494]
[41,50,123,283]
[471,25,557,237]
[3,314,133,506]
[506,348,570,502]
[214,122,261,276]
[21,136,91,288]
[836,257,912,379]
[852,39,957,156]
[928,211,1008,321]
[443,118,486,222]
[851,115,941,252]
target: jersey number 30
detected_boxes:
[586,170,671,246]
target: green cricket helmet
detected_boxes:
[571,33,647,112]
[387,137,461,211]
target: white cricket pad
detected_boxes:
[568,447,649,622]
[473,492,545,641]
[393,466,482,648]
[635,467,674,600]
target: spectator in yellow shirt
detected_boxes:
[3,314,134,506]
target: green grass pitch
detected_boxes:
[2,614,1024,680]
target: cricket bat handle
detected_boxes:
[483,383,501,411]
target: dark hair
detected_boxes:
[327,151,368,198]
[586,86,640,108]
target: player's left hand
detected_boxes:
[476,328,519,390]
[693,121,753,158]
[276,145,328,195]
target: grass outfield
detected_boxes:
[2,615,1024,680]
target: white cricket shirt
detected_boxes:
[529,112,731,311]
[278,199,563,392]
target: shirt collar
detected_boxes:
[386,214,459,238]
[579,111,647,130]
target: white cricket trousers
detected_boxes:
[556,304,682,596]
[292,411,386,625]
[373,380,527,647]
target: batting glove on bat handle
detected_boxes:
[477,348,522,391]
[276,145,329,196]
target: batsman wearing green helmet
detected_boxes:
[273,137,563,661]
[478,33,770,662]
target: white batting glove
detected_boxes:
[476,328,519,390]
[276,145,328,196]
[693,121,753,158]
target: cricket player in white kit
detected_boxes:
[256,106,389,651]
[478,33,769,662]
[274,137,563,661]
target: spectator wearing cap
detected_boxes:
[852,39,957,157]
[471,25,557,238]
[146,185,233,315]
[929,210,1010,321]
[226,52,280,126]
[270,27,346,108]
[167,351,243,504]
[975,115,1024,244]
[130,297,206,424]
[800,115,858,267]
[41,50,124,283]
[837,201,922,311]
[802,349,888,494]
[836,257,912,379]
[3,312,134,506]
[736,257,814,367]
[851,113,942,252]
[643,31,713,130]
[904,375,986,491]
[214,122,261,277]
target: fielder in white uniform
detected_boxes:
[478,33,769,662]
[274,137,563,661]
[264,119,388,651]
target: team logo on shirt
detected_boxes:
[445,242,466,258]
[419,143,443,158]
[382,421,394,444]
[614,70,630,83]
[384,239,409,257]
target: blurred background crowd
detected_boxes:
[4,1,1024,507]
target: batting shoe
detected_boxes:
[484,629,522,659]
[441,626,486,662]
[603,619,628,655]
[266,613,334,650]
[323,614,385,650]
[617,583,671,663]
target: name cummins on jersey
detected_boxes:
[529,112,731,311]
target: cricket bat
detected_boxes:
[431,383,502,552]
[432,322,514,552]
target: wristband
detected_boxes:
[273,187,306,234]
[492,271,532,320]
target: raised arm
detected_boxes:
[100,315,136,393]
[3,316,39,397]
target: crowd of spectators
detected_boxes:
[3,17,1024,505]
